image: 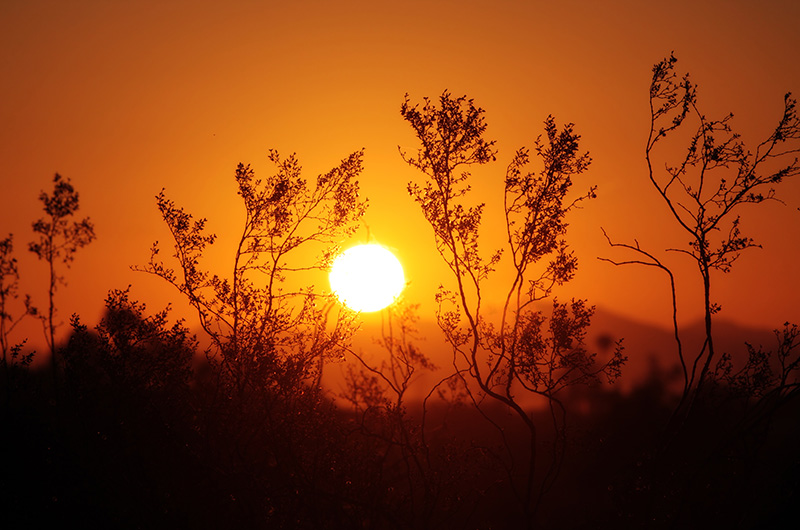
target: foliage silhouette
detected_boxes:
[1,234,36,399]
[401,91,625,527]
[599,53,800,526]
[63,287,195,401]
[130,150,420,528]
[28,174,95,390]
[602,54,800,416]
[135,150,366,400]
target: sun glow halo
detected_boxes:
[329,244,405,312]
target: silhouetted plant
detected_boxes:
[401,91,625,527]
[133,150,379,527]
[63,287,195,400]
[597,53,800,528]
[341,301,453,526]
[601,54,800,415]
[1,235,35,367]
[28,174,95,389]
[344,302,434,411]
[714,321,800,429]
[0,235,37,403]
[136,150,367,398]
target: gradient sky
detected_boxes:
[2,0,799,356]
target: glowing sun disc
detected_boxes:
[329,244,405,312]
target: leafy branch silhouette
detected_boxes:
[401,91,625,527]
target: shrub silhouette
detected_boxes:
[602,54,800,416]
[600,53,800,527]
[400,91,625,527]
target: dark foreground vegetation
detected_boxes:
[2,340,799,528]
[2,55,799,528]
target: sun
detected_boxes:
[329,244,405,312]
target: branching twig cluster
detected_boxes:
[601,53,800,422]
[135,151,367,398]
[401,91,625,527]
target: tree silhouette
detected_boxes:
[596,54,800,527]
[28,174,95,390]
[401,91,625,527]
[132,150,383,527]
[136,150,366,399]
[601,54,800,418]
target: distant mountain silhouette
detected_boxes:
[587,307,777,391]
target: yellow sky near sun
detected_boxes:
[1,0,799,357]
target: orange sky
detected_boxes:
[2,0,799,358]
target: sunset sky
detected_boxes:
[2,0,799,357]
